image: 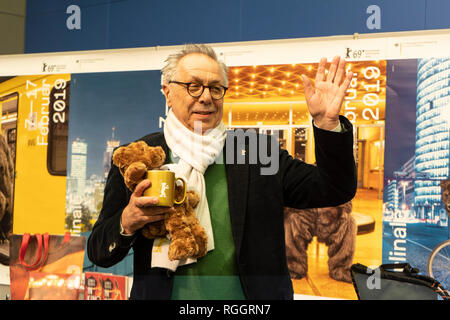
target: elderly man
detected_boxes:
[87,43,356,300]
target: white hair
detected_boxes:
[161,43,228,87]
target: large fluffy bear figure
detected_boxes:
[112,141,207,261]
[284,201,357,283]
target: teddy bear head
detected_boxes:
[112,140,166,191]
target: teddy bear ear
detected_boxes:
[148,146,166,168]
[111,148,120,164]
[112,146,128,166]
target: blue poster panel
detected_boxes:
[383,58,450,291]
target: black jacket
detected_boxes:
[87,116,357,300]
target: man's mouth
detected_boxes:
[193,111,214,115]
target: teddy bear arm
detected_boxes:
[165,208,198,261]
[183,198,207,258]
[186,191,200,208]
[123,161,148,191]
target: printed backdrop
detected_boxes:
[1,39,449,299]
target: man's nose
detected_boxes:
[198,87,213,104]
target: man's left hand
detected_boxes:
[302,56,353,131]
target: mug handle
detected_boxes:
[173,177,187,204]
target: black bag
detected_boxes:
[350,263,449,300]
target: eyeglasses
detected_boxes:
[169,81,228,100]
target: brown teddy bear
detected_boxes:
[284,201,357,283]
[112,141,207,261]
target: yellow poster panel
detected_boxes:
[0,74,70,235]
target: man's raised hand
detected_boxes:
[302,56,352,131]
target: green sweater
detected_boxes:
[169,152,245,300]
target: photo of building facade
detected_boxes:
[415,58,450,223]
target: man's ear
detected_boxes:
[162,84,171,107]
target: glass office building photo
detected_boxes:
[415,58,450,225]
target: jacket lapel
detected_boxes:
[224,137,249,259]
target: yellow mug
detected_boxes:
[143,170,187,207]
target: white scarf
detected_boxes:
[151,109,226,271]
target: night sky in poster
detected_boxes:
[67,70,165,178]
[383,59,418,179]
